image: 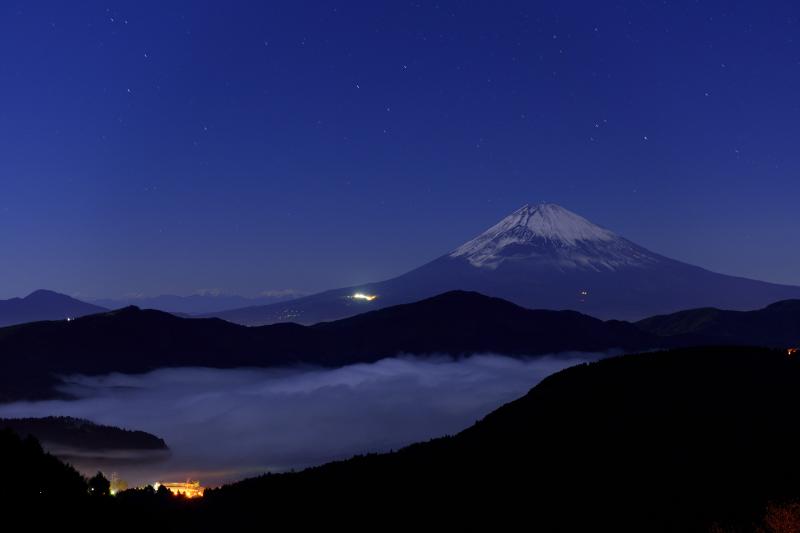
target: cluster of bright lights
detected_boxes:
[351,293,377,301]
[152,480,205,498]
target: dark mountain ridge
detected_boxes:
[0,291,656,401]
[1,291,799,402]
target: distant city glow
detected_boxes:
[351,293,377,301]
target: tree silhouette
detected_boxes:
[88,471,110,497]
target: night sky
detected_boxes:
[1,1,799,299]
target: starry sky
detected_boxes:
[1,1,799,299]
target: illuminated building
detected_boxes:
[159,480,204,498]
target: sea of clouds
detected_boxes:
[0,353,603,486]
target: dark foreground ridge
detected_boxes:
[200,346,800,531]
[5,346,800,531]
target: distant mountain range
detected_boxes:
[202,346,800,531]
[0,290,107,327]
[202,203,800,325]
[0,290,798,402]
[90,291,304,315]
[9,204,799,328]
[0,289,304,327]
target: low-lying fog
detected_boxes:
[0,353,603,487]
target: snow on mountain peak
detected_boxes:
[450,203,652,270]
[509,203,616,244]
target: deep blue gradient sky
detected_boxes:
[1,1,799,299]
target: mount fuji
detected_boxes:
[208,203,800,325]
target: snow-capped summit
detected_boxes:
[450,203,658,271]
[459,203,616,247]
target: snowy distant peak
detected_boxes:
[506,203,617,244]
[451,203,616,257]
[450,203,653,270]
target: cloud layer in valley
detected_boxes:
[0,353,602,486]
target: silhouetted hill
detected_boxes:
[314,290,656,355]
[0,417,167,451]
[0,430,179,519]
[0,291,659,401]
[202,346,800,531]
[0,428,88,504]
[0,289,106,327]
[637,299,800,346]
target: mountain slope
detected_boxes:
[203,346,800,531]
[0,290,107,327]
[206,203,800,325]
[637,299,800,346]
[0,291,660,402]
